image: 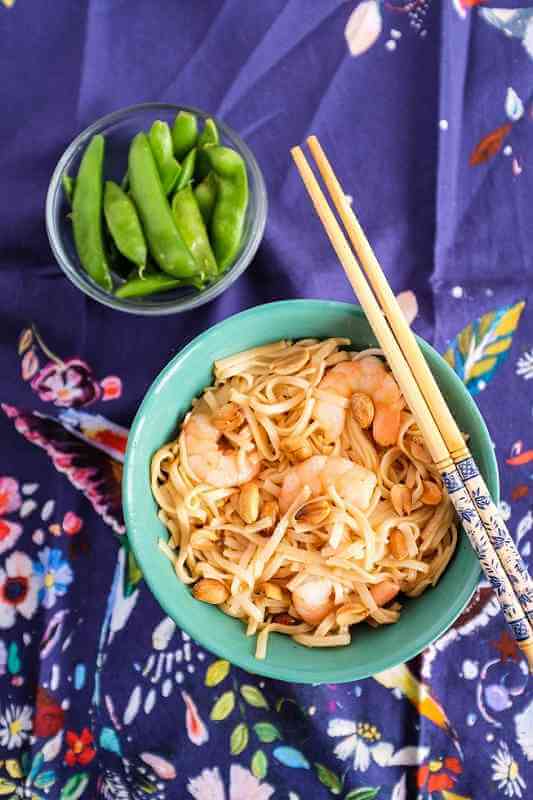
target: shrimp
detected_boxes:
[183,406,260,489]
[292,578,334,625]
[292,577,399,627]
[313,357,403,446]
[279,455,377,514]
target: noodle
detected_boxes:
[151,339,458,658]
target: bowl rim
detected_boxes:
[124,299,499,682]
[45,102,268,316]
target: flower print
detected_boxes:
[31,359,101,408]
[187,765,274,800]
[0,551,38,629]
[417,756,462,794]
[492,741,526,798]
[21,349,39,381]
[516,349,533,380]
[101,375,122,401]
[65,727,96,766]
[63,511,83,535]
[0,518,22,556]
[33,547,73,609]
[328,718,430,774]
[0,477,21,515]
[0,704,33,749]
[34,686,64,738]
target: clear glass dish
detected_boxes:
[46,103,267,315]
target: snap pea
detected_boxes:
[62,174,75,206]
[115,273,182,299]
[172,185,218,281]
[128,132,197,278]
[149,120,180,195]
[208,146,248,272]
[72,134,112,291]
[196,118,219,181]
[194,173,218,226]
[174,147,197,192]
[172,111,198,160]
[104,181,147,273]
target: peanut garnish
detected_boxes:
[282,435,313,461]
[261,500,279,533]
[351,392,375,429]
[238,481,261,524]
[389,528,408,560]
[296,499,330,526]
[261,582,287,601]
[213,402,244,432]
[390,484,412,516]
[192,578,229,605]
[421,480,442,506]
[406,463,417,489]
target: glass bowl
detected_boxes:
[46,103,267,315]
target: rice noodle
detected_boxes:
[152,338,458,659]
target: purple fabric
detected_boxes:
[0,2,532,799]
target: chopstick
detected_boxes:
[306,134,533,629]
[291,140,533,671]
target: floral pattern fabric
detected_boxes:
[0,2,532,798]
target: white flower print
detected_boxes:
[0,551,39,629]
[0,704,33,749]
[492,741,526,798]
[516,349,533,380]
[187,764,274,800]
[515,698,533,760]
[327,718,428,773]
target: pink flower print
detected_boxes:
[0,552,39,629]
[100,376,122,401]
[187,765,274,800]
[0,478,23,556]
[21,350,39,381]
[63,512,83,536]
[182,691,209,746]
[31,359,101,408]
[0,478,21,516]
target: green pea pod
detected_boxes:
[72,134,112,291]
[196,118,219,181]
[198,118,219,148]
[172,185,218,281]
[115,273,182,299]
[194,173,218,226]
[149,120,180,195]
[174,147,197,192]
[103,181,147,273]
[208,146,249,272]
[172,111,198,160]
[62,174,75,207]
[128,132,197,278]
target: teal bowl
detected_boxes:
[124,300,499,683]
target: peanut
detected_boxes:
[282,435,313,461]
[238,481,261,524]
[390,484,412,516]
[261,499,279,534]
[261,581,286,601]
[296,498,331,526]
[421,480,442,506]
[192,578,229,605]
[351,392,375,429]
[389,529,408,560]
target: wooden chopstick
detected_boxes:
[305,134,533,645]
[291,141,533,671]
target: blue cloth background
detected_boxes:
[0,2,532,799]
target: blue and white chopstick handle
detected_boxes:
[440,462,533,665]
[453,453,533,626]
